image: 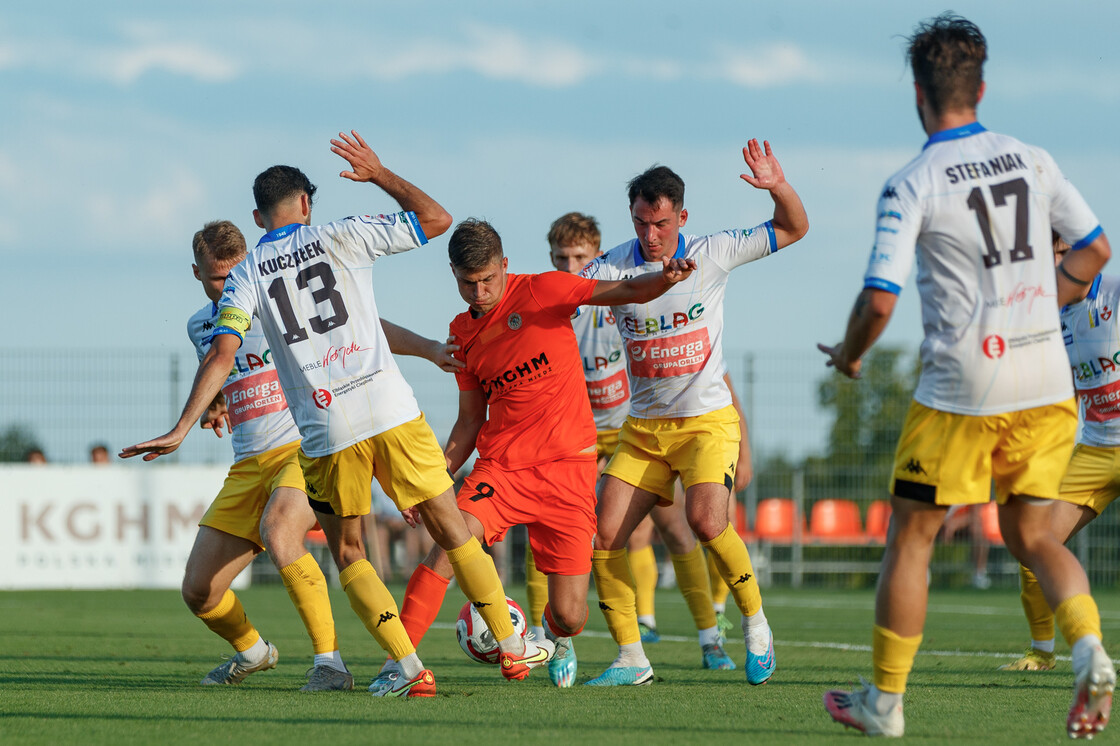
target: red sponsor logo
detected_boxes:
[313,389,333,409]
[222,371,288,427]
[627,328,710,378]
[586,369,629,409]
[982,335,1006,359]
[1080,379,1120,422]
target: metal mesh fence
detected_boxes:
[3,346,1118,590]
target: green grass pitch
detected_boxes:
[3,585,1118,744]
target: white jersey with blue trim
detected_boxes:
[581,224,775,418]
[188,302,301,462]
[865,123,1099,416]
[572,306,629,431]
[1062,275,1120,448]
[216,213,425,457]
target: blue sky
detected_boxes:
[4,1,1120,458]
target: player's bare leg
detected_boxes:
[542,572,590,687]
[182,527,277,684]
[587,475,660,685]
[1005,501,1097,672]
[260,488,351,691]
[999,497,1114,737]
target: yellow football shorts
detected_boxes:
[891,398,1077,505]
[299,413,454,517]
[596,428,621,461]
[1056,443,1120,515]
[199,440,305,549]
[604,404,739,503]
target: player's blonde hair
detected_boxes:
[192,220,246,266]
[547,212,601,251]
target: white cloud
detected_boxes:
[714,43,823,88]
[362,24,600,87]
[96,41,239,85]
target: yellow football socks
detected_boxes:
[278,553,338,655]
[592,548,641,646]
[1055,594,1102,647]
[670,543,718,631]
[708,550,731,608]
[1017,564,1055,644]
[447,537,514,641]
[629,545,658,620]
[196,588,259,652]
[872,624,922,694]
[525,547,549,628]
[338,559,414,661]
[701,523,761,616]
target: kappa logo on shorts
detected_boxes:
[902,458,927,476]
[313,388,333,409]
[508,312,522,330]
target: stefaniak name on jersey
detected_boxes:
[257,240,327,276]
[943,151,1028,185]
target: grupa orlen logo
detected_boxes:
[982,335,1006,360]
[313,388,333,409]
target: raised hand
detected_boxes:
[118,431,186,462]
[331,130,384,184]
[740,139,787,191]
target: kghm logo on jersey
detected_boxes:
[313,388,333,409]
[982,335,1006,360]
[507,312,522,330]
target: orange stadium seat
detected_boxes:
[865,500,892,544]
[306,522,328,547]
[753,498,801,542]
[808,499,866,544]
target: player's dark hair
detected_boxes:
[627,165,685,211]
[448,218,504,271]
[192,220,246,265]
[547,212,601,251]
[908,13,987,116]
[252,165,317,217]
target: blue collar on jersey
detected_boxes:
[923,121,986,149]
[632,234,686,265]
[258,223,303,245]
[1060,274,1103,312]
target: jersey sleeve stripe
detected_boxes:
[764,220,777,253]
[208,326,245,345]
[864,277,902,295]
[1071,225,1104,251]
[405,211,429,245]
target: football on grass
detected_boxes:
[455,596,528,664]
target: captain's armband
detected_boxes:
[215,307,251,339]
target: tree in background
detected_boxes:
[0,423,44,462]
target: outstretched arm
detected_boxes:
[740,139,809,249]
[817,287,898,379]
[444,388,487,475]
[330,130,453,240]
[587,257,697,306]
[380,318,464,372]
[119,333,241,460]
